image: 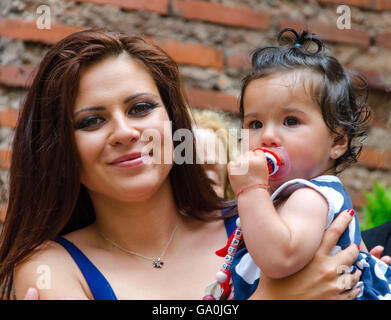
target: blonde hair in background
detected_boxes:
[191,108,241,200]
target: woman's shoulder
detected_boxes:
[13,237,91,299]
[16,224,95,268]
[14,239,73,274]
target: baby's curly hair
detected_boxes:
[239,28,371,172]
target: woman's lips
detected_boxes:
[109,153,150,168]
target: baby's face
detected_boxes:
[242,71,341,189]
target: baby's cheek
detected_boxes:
[289,152,318,177]
[246,133,259,151]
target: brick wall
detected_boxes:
[0,0,391,225]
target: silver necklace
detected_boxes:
[97,222,179,269]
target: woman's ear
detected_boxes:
[330,128,348,160]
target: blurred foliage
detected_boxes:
[360,180,391,231]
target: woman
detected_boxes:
[0,29,362,300]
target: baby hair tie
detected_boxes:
[295,43,302,47]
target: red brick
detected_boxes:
[225,52,251,69]
[358,148,391,170]
[317,0,372,9]
[318,0,391,10]
[351,68,390,92]
[0,65,36,88]
[0,18,84,45]
[226,54,390,93]
[173,0,270,30]
[149,38,223,69]
[185,87,238,113]
[0,108,19,128]
[71,0,169,14]
[375,0,391,10]
[279,19,371,46]
[374,32,391,49]
[0,149,11,170]
[0,18,223,70]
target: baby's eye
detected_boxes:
[74,115,105,130]
[284,117,299,126]
[128,102,158,116]
[249,120,263,129]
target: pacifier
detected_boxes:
[252,147,281,176]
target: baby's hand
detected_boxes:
[227,149,269,195]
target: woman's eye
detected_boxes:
[74,116,105,130]
[129,102,158,116]
[284,117,299,126]
[249,120,263,129]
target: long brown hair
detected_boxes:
[0,28,229,299]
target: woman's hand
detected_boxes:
[250,209,361,300]
[369,246,391,265]
[23,287,86,300]
[23,288,39,300]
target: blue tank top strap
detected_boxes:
[54,236,117,300]
[222,205,238,237]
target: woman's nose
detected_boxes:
[108,114,140,146]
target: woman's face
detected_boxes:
[72,53,173,202]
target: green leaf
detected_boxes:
[361,180,391,231]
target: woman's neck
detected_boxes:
[89,179,182,256]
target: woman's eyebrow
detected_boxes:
[123,92,159,104]
[73,106,105,118]
[73,93,160,118]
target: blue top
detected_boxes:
[54,236,117,300]
[54,213,237,300]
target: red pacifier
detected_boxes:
[252,147,281,176]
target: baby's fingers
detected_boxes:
[369,245,384,259]
[369,245,391,265]
[227,156,249,176]
[380,255,391,265]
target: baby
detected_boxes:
[226,28,391,300]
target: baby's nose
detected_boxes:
[260,127,281,148]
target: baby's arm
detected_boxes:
[14,241,90,300]
[237,186,328,278]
